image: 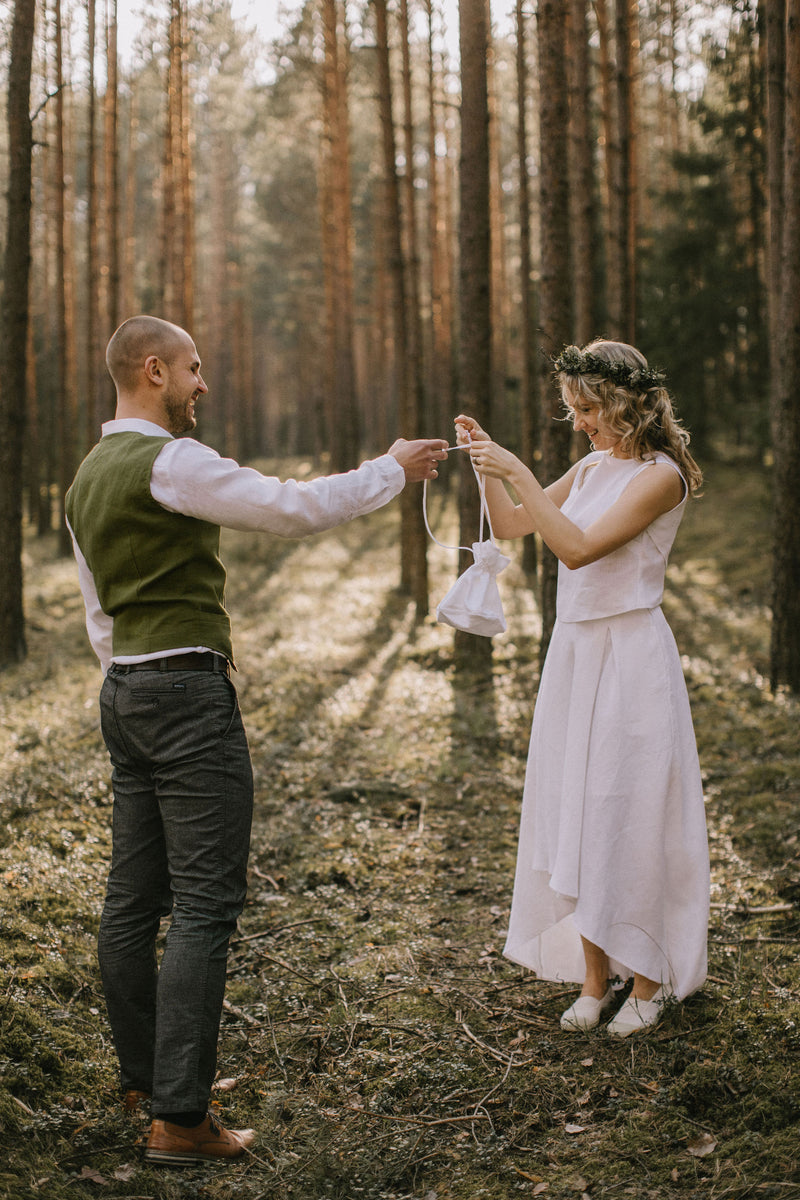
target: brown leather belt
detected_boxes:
[111,652,230,677]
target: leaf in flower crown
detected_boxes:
[552,346,667,391]
[552,345,584,374]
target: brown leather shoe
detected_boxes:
[122,1089,151,1117]
[144,1112,255,1165]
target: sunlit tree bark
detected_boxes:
[398,0,430,613]
[537,0,574,659]
[105,0,120,342]
[55,0,79,556]
[595,0,615,332]
[179,0,194,329]
[0,0,36,666]
[373,0,425,606]
[455,0,493,673]
[516,0,539,577]
[610,0,638,341]
[486,5,509,437]
[567,0,596,345]
[320,0,359,471]
[425,0,454,436]
[120,82,138,323]
[159,0,193,327]
[86,0,102,446]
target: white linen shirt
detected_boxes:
[68,418,405,673]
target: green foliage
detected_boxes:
[639,11,768,457]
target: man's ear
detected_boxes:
[144,355,164,386]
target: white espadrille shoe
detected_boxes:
[606,986,670,1037]
[560,987,615,1031]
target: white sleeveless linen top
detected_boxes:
[556,450,687,623]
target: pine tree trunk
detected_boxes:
[595,0,617,333]
[537,0,574,661]
[0,0,36,666]
[567,0,596,345]
[516,0,539,577]
[120,83,138,325]
[105,0,120,342]
[369,195,392,453]
[179,0,195,330]
[160,0,179,314]
[612,0,637,342]
[765,0,786,441]
[86,0,101,446]
[55,0,78,556]
[399,0,430,615]
[455,0,493,674]
[770,0,800,691]
[486,6,509,440]
[425,0,454,437]
[374,0,416,596]
[38,12,58,535]
[321,0,359,472]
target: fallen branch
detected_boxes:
[460,1021,536,1068]
[341,1104,492,1128]
[223,999,263,1027]
[236,917,328,943]
[709,936,798,945]
[709,902,793,914]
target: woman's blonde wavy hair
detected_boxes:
[556,339,703,496]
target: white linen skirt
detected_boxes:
[503,606,709,1000]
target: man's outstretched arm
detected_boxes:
[151,438,450,537]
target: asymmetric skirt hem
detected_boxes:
[503,608,709,1002]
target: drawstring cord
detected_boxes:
[423,436,497,555]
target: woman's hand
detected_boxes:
[454,415,540,539]
[468,437,523,483]
[454,414,489,445]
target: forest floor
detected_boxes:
[0,457,798,1200]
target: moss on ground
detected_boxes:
[0,460,797,1199]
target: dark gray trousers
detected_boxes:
[98,665,253,1113]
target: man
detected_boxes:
[66,315,448,1165]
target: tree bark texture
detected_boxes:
[373,0,419,600]
[398,0,430,614]
[770,0,800,690]
[516,0,538,576]
[611,0,638,343]
[765,0,786,443]
[0,0,36,666]
[104,0,120,345]
[537,0,574,660]
[567,0,596,345]
[321,0,360,473]
[55,0,79,556]
[86,0,102,448]
[486,9,509,438]
[456,0,493,672]
[426,0,454,437]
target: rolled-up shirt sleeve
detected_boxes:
[150,439,406,535]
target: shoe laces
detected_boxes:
[207,1113,222,1138]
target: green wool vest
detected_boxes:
[65,431,234,662]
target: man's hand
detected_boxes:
[388,438,449,483]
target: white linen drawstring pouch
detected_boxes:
[423,441,510,637]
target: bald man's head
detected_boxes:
[106,316,192,393]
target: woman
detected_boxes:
[456,340,709,1037]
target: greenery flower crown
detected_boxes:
[552,345,667,392]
